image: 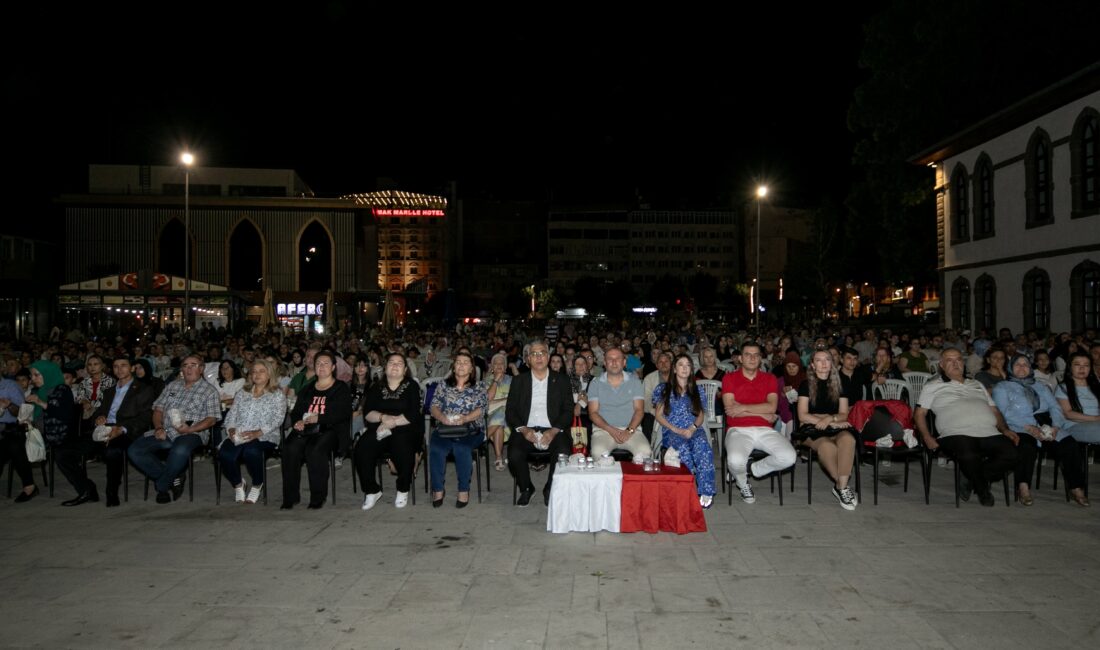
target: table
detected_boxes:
[546,463,622,533]
[620,462,707,534]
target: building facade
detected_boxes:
[915,65,1100,335]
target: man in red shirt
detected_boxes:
[721,342,795,503]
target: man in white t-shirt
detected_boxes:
[914,348,1018,506]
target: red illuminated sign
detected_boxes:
[372,208,445,217]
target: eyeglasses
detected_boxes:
[529,351,548,358]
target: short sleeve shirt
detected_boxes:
[588,372,643,429]
[917,378,998,438]
[721,370,778,428]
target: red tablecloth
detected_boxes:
[620,462,707,534]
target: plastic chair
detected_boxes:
[872,379,909,402]
[901,372,932,409]
[697,379,724,457]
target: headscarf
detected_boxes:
[30,360,63,419]
[782,351,806,391]
[1007,353,1040,410]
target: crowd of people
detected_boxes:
[0,318,1098,514]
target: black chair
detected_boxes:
[923,412,1011,507]
[512,449,555,504]
[425,439,487,504]
[802,437,862,505]
[723,447,793,506]
[1043,441,1095,502]
[143,447,197,502]
[6,447,51,497]
[213,447,276,505]
[857,435,927,506]
[350,439,422,506]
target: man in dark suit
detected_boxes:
[55,357,155,507]
[506,339,575,507]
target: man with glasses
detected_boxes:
[722,342,795,504]
[505,340,574,506]
[127,354,220,503]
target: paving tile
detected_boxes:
[917,610,1077,649]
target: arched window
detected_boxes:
[388,245,401,260]
[408,245,419,260]
[973,154,995,238]
[297,220,332,291]
[1071,260,1100,331]
[951,277,971,331]
[951,164,970,242]
[227,219,263,290]
[1071,108,1100,218]
[1026,129,1054,227]
[974,274,997,331]
[1021,268,1051,332]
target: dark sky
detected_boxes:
[5,4,877,234]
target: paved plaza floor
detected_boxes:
[2,455,1099,649]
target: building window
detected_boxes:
[951,277,971,331]
[974,274,996,331]
[1026,129,1054,227]
[1022,268,1051,332]
[973,154,995,238]
[950,164,970,242]
[1071,108,1100,218]
[389,264,401,275]
[1071,260,1100,331]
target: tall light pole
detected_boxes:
[755,185,767,330]
[181,152,194,331]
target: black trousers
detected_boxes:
[281,429,336,505]
[1013,434,1039,487]
[938,434,1018,495]
[508,429,571,494]
[1057,436,1087,491]
[0,427,33,488]
[55,435,133,498]
[355,430,418,494]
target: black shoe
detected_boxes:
[432,491,445,508]
[307,501,324,510]
[106,495,121,508]
[279,501,295,510]
[958,477,972,502]
[517,489,534,507]
[171,476,186,501]
[456,497,469,509]
[978,490,995,507]
[62,493,97,507]
[14,486,39,503]
[156,491,171,504]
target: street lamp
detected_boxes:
[754,185,768,329]
[181,152,194,330]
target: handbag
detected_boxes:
[570,416,588,455]
[435,422,476,439]
[25,425,47,463]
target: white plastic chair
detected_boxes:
[902,372,932,409]
[697,379,724,457]
[872,378,909,402]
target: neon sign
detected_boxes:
[372,208,445,217]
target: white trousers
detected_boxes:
[724,426,796,485]
[591,426,653,458]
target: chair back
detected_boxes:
[872,378,908,402]
[902,371,932,408]
[697,380,722,422]
[716,361,735,373]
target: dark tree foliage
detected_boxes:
[848,0,1100,283]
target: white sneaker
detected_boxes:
[738,482,756,504]
[361,491,382,511]
[699,495,713,509]
[234,486,246,503]
[833,486,857,511]
[880,458,892,468]
[394,491,409,508]
[246,486,262,504]
[334,457,344,470]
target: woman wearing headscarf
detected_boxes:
[992,354,1063,506]
[132,357,165,399]
[11,361,74,501]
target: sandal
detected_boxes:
[1072,489,1091,507]
[494,458,506,472]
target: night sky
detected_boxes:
[6,4,877,237]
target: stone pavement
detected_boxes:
[1,455,1099,649]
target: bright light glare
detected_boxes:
[756,185,768,198]
[180,152,195,166]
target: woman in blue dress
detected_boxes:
[652,354,716,508]
[429,352,487,509]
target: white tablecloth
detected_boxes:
[546,463,623,533]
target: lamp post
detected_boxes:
[181,152,194,330]
[755,185,767,330]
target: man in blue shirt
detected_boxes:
[0,376,31,500]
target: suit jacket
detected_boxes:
[505,369,575,433]
[92,379,155,440]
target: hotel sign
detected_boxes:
[372,208,445,217]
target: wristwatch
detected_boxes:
[626,427,636,434]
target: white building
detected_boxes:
[914,64,1100,335]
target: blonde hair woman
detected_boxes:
[219,358,287,504]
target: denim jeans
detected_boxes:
[218,440,277,487]
[128,434,203,493]
[429,432,484,492]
